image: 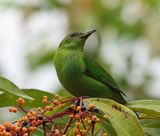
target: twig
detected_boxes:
[91,123,95,136]
[42,123,47,136]
[63,118,74,134]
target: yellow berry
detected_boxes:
[102,132,107,136]
[80,130,87,135]
[42,99,48,104]
[43,96,48,99]
[96,118,100,123]
[22,116,28,121]
[87,120,92,125]
[54,94,59,99]
[37,107,42,112]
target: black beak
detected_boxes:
[81,29,97,39]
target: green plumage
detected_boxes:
[54,30,126,104]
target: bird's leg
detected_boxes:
[80,96,83,106]
[75,96,90,106]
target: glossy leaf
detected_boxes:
[84,98,144,136]
[127,100,160,118]
[140,119,160,136]
[0,75,32,100]
[0,89,53,107]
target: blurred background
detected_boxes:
[0,0,160,105]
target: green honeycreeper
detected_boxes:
[54,30,126,104]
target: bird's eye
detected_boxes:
[70,33,75,37]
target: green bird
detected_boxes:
[54,30,126,104]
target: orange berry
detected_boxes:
[75,114,80,120]
[23,133,28,136]
[79,111,84,117]
[12,107,17,113]
[30,110,36,116]
[45,106,53,111]
[59,103,64,108]
[37,107,42,112]
[69,114,74,118]
[9,107,13,112]
[102,132,107,136]
[29,126,36,132]
[87,119,91,125]
[103,114,109,120]
[3,121,12,127]
[76,106,81,111]
[75,122,80,127]
[22,127,27,133]
[36,120,43,125]
[54,129,61,136]
[54,94,59,99]
[0,125,5,131]
[52,100,59,106]
[10,125,17,131]
[73,127,79,134]
[17,97,25,105]
[92,115,97,121]
[88,103,94,110]
[5,132,11,136]
[26,112,32,117]
[31,120,37,126]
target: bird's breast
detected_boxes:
[54,50,84,88]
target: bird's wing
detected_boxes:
[83,54,126,97]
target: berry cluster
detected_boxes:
[0,95,109,136]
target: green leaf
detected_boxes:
[140,119,160,136]
[84,98,144,136]
[0,75,32,100]
[22,89,53,107]
[0,88,53,107]
[127,100,160,118]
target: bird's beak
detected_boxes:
[81,29,97,39]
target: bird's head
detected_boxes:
[59,29,96,50]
